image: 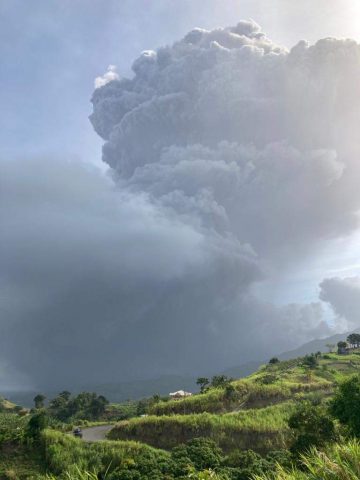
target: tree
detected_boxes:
[224,448,268,476]
[330,374,360,436]
[326,343,335,353]
[347,333,360,348]
[210,375,232,389]
[196,377,210,393]
[33,394,46,409]
[26,411,48,440]
[48,392,71,421]
[269,357,279,364]
[48,391,109,421]
[337,341,347,354]
[303,354,318,369]
[136,399,149,416]
[58,390,71,401]
[89,394,109,418]
[224,384,237,401]
[172,438,223,473]
[152,394,161,404]
[288,402,336,454]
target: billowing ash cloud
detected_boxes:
[2,21,360,388]
[320,277,360,329]
[90,21,360,263]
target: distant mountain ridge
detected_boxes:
[223,329,359,381]
[278,331,358,359]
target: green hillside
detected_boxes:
[108,351,360,453]
[0,396,22,413]
[108,403,292,452]
[2,348,360,479]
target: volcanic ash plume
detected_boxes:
[2,21,360,387]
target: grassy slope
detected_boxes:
[148,354,359,416]
[0,445,46,480]
[42,429,170,477]
[0,413,47,480]
[255,440,360,479]
[109,352,360,453]
[108,402,293,452]
[0,397,19,412]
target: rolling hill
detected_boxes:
[108,350,360,453]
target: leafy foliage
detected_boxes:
[26,411,49,440]
[0,413,29,446]
[48,392,109,422]
[330,373,360,436]
[269,358,280,365]
[34,394,46,409]
[171,437,223,476]
[288,402,336,454]
[197,378,210,394]
[302,354,318,369]
[347,333,360,348]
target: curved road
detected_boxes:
[80,424,115,442]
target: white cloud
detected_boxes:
[94,64,119,89]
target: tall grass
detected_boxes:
[109,403,293,452]
[149,371,333,416]
[41,429,170,478]
[0,413,29,445]
[254,440,360,479]
[46,466,99,480]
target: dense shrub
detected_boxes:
[288,402,336,454]
[171,438,223,476]
[48,392,109,422]
[0,413,29,445]
[330,374,360,437]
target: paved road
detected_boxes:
[80,424,115,442]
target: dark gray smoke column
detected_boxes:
[2,21,360,389]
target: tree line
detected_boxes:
[33,391,109,421]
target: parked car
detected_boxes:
[73,427,83,438]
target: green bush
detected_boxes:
[288,402,336,454]
[171,437,223,476]
[330,374,360,437]
[0,413,29,446]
